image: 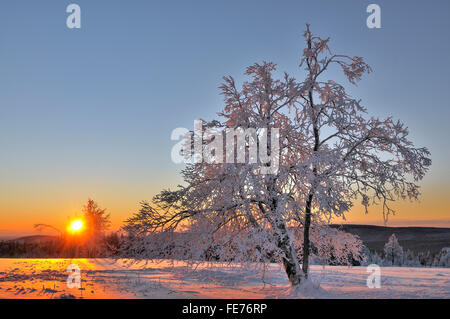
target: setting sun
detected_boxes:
[68,219,84,233]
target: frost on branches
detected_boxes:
[121,25,431,287]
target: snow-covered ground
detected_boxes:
[0,259,448,299]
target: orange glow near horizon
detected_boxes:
[0,181,449,237]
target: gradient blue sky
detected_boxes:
[1,0,449,236]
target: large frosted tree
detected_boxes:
[122,25,431,287]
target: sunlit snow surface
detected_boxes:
[0,259,448,299]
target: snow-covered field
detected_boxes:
[0,259,448,299]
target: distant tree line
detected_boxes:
[360,234,450,268]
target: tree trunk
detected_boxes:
[264,183,304,286]
[274,216,304,286]
[267,199,304,286]
[302,193,313,278]
[281,247,303,286]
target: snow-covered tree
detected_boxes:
[418,250,433,267]
[384,234,404,266]
[312,227,365,266]
[430,248,449,267]
[82,199,111,256]
[403,249,420,267]
[122,25,431,287]
[371,251,384,266]
[435,248,450,267]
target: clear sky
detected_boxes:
[1,0,449,237]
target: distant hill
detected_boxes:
[8,235,59,244]
[332,224,450,254]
